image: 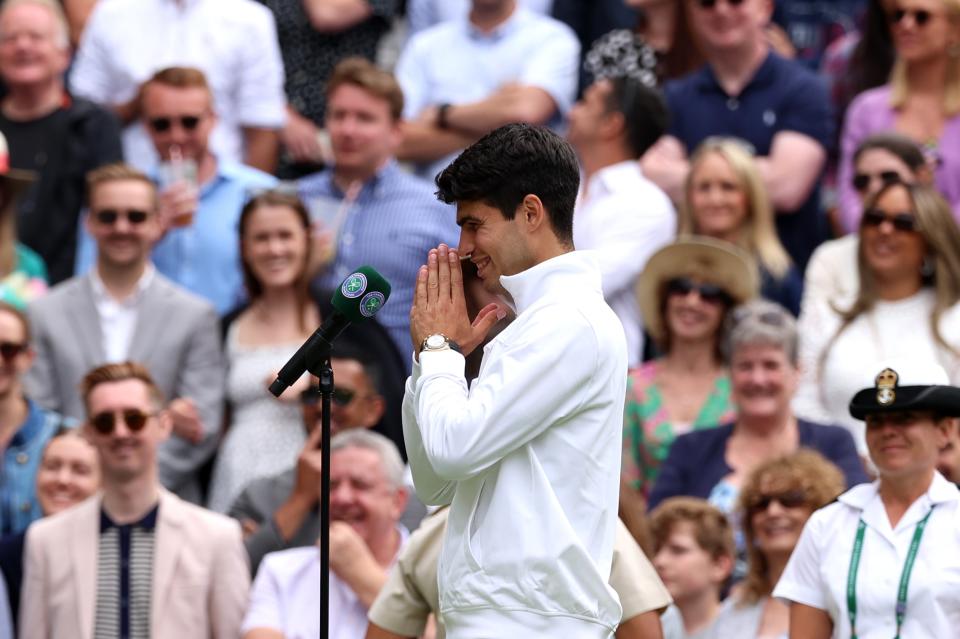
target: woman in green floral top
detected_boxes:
[625,237,758,501]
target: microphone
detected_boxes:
[268,266,391,397]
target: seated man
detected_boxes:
[0,0,122,283]
[242,430,409,639]
[229,351,391,572]
[21,362,249,639]
[0,302,67,537]
[396,0,580,181]
[365,508,672,639]
[25,163,224,502]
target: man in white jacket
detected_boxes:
[404,123,628,638]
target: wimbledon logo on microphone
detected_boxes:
[341,273,368,298]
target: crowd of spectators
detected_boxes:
[0,0,956,637]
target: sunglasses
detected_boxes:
[852,171,902,193]
[300,387,359,407]
[888,8,933,26]
[94,209,150,226]
[149,115,203,133]
[0,341,26,362]
[862,208,917,232]
[696,0,745,8]
[666,277,731,305]
[89,409,155,435]
[748,489,807,513]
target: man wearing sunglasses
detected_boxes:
[25,162,224,503]
[20,362,250,639]
[0,0,122,284]
[228,352,409,574]
[641,0,833,272]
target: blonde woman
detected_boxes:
[712,450,844,639]
[838,0,960,230]
[681,138,802,315]
[794,182,960,455]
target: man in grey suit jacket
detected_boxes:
[23,163,223,501]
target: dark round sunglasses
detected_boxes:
[149,115,203,133]
[665,277,732,306]
[861,208,917,233]
[300,387,358,407]
[852,171,901,193]
[0,341,26,363]
[889,8,933,27]
[89,409,156,435]
[748,489,807,514]
[94,209,150,226]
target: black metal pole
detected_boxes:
[317,360,333,639]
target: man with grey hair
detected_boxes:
[241,430,410,639]
[0,0,121,283]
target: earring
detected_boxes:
[921,255,936,278]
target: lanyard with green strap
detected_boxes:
[846,506,935,639]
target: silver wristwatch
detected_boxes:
[420,333,462,354]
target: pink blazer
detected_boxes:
[19,489,250,639]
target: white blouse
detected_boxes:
[793,288,960,453]
[774,474,960,639]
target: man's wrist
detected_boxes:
[419,333,462,355]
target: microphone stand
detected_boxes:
[306,350,333,639]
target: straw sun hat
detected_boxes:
[636,236,759,343]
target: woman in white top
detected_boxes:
[713,450,844,639]
[774,359,960,638]
[794,182,960,454]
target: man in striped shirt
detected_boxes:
[21,362,250,639]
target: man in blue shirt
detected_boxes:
[299,58,459,361]
[77,67,277,314]
[0,302,67,536]
[642,0,833,270]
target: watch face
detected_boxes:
[426,334,446,350]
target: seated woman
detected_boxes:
[0,427,100,630]
[713,450,845,638]
[776,359,960,638]
[650,497,734,638]
[794,182,960,456]
[624,237,757,502]
[804,132,931,312]
[680,138,803,315]
[838,0,960,229]
[649,299,867,516]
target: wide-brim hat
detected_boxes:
[849,359,960,420]
[636,235,759,343]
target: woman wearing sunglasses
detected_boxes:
[649,300,866,570]
[680,137,803,316]
[623,237,757,508]
[838,0,960,231]
[775,359,960,638]
[805,132,930,312]
[711,450,844,639]
[795,182,960,458]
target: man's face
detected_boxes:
[84,379,170,484]
[566,79,616,152]
[329,446,406,551]
[456,200,532,294]
[86,179,162,271]
[0,3,68,87]
[937,419,960,482]
[141,83,215,162]
[326,83,400,177]
[0,309,31,399]
[301,358,384,436]
[687,0,772,54]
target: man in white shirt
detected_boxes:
[241,430,409,639]
[405,123,627,638]
[567,76,676,367]
[24,163,223,502]
[69,0,285,173]
[395,0,579,180]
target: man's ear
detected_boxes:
[521,194,547,232]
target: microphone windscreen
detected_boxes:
[331,266,392,324]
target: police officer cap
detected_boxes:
[849,358,960,420]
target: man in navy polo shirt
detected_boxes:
[642,0,833,271]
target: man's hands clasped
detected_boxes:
[410,244,505,357]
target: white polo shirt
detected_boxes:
[774,472,960,639]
